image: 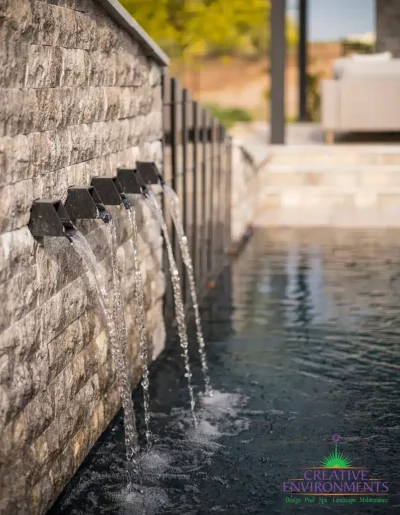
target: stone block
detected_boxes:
[91,13,119,53]
[104,87,122,121]
[80,87,108,124]
[0,264,43,334]
[75,10,96,50]
[48,128,74,170]
[24,389,54,444]
[48,310,100,382]
[36,88,77,131]
[0,179,33,233]
[0,88,39,137]
[0,0,33,44]
[60,48,90,87]
[137,90,154,117]
[1,367,34,430]
[360,171,391,188]
[354,191,378,208]
[70,123,101,164]
[280,191,302,208]
[149,62,161,87]
[114,52,137,86]
[0,135,32,186]
[117,88,138,120]
[100,120,127,155]
[133,55,150,87]
[26,45,62,88]
[0,41,28,88]
[40,277,90,348]
[88,51,116,86]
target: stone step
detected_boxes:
[256,188,400,227]
[262,164,400,188]
[268,146,400,166]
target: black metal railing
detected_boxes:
[162,70,232,321]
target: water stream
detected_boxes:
[162,183,212,396]
[126,206,152,448]
[142,189,197,424]
[71,229,140,479]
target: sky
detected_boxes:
[287,0,375,42]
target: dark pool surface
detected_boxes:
[49,228,400,514]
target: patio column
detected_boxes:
[270,0,286,144]
[298,0,308,121]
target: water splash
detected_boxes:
[142,189,197,425]
[126,206,152,449]
[71,229,140,479]
[163,183,212,396]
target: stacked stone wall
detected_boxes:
[0,1,165,513]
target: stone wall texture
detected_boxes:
[0,1,165,513]
[376,0,400,57]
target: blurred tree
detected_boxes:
[119,0,300,60]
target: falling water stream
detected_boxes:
[162,183,212,396]
[143,189,197,424]
[126,206,152,448]
[71,228,140,482]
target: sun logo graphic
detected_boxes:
[321,434,352,468]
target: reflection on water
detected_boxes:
[50,228,400,514]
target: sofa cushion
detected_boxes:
[333,52,393,79]
[341,59,400,78]
[351,51,392,61]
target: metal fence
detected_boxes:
[161,70,233,321]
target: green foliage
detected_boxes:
[205,104,252,128]
[120,0,297,60]
[307,70,321,122]
[262,69,322,122]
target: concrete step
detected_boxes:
[268,146,400,166]
[262,164,400,188]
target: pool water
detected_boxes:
[49,228,400,514]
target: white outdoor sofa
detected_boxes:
[321,54,400,143]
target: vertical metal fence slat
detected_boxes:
[201,108,208,287]
[181,88,188,304]
[182,89,188,232]
[170,77,179,257]
[216,123,223,268]
[192,100,198,285]
[208,117,215,277]
[225,135,233,253]
[162,70,173,325]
